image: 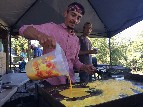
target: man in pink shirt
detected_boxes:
[19,2,96,85]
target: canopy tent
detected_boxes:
[1,0,143,71]
[1,0,143,38]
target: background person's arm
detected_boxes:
[79,49,98,55]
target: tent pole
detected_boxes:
[109,38,112,66]
[8,30,12,70]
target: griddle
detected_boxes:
[36,73,143,107]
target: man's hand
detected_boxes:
[37,34,56,53]
[23,26,56,54]
[80,64,96,74]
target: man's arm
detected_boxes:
[78,37,98,55]
[73,41,96,74]
[22,26,41,40]
[79,49,97,55]
[79,50,89,55]
[19,24,56,54]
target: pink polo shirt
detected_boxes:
[19,22,83,85]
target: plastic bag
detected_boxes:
[25,43,69,80]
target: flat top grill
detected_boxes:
[37,74,143,107]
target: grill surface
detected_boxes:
[36,74,143,107]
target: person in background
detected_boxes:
[38,45,43,55]
[78,22,98,82]
[19,2,96,85]
[19,48,27,72]
[19,57,26,72]
[31,44,43,58]
[20,48,27,62]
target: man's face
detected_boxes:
[83,24,92,36]
[64,11,82,29]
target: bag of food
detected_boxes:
[25,43,69,80]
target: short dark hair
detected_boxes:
[67,2,85,15]
[83,22,92,28]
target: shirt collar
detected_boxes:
[60,23,76,36]
[60,23,67,29]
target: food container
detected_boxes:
[25,43,69,80]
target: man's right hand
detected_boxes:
[23,26,56,54]
[37,34,56,54]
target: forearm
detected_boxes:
[22,26,41,40]
[79,50,91,55]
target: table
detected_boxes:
[0,73,29,106]
[0,86,17,107]
[2,73,29,87]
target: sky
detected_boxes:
[31,40,40,47]
[118,20,143,40]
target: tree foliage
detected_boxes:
[90,31,143,72]
[11,36,28,55]
[11,32,143,72]
[90,38,110,64]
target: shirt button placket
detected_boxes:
[65,34,70,56]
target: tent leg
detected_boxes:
[9,30,12,71]
[109,38,112,66]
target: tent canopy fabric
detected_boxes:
[0,0,143,38]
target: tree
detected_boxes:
[90,38,110,64]
[110,39,128,66]
[11,36,28,55]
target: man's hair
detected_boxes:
[67,2,85,15]
[83,22,92,28]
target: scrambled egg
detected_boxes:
[60,79,143,107]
